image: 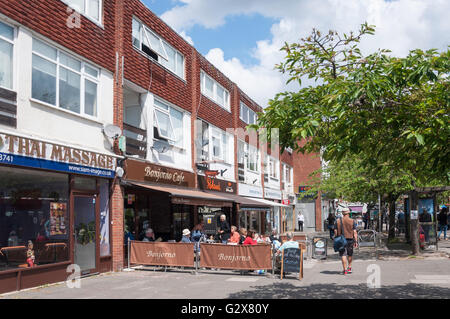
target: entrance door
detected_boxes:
[74,195,97,274]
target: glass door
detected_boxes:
[74,195,97,274]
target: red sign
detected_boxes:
[282,199,290,205]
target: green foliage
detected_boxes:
[257,23,450,185]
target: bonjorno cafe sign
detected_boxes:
[0,132,116,178]
[125,159,195,188]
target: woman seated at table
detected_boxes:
[243,230,257,246]
[227,226,240,244]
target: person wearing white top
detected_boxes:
[298,213,305,232]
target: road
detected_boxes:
[1,257,449,299]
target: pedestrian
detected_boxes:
[437,206,448,240]
[297,212,305,232]
[238,227,247,244]
[217,214,231,244]
[142,228,155,242]
[276,231,299,254]
[243,230,257,245]
[228,225,240,244]
[419,208,432,242]
[327,212,336,240]
[180,229,192,243]
[363,212,369,230]
[334,208,358,275]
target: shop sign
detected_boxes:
[282,199,290,205]
[125,159,195,188]
[0,132,116,178]
[198,174,237,194]
[238,183,263,198]
[264,188,282,200]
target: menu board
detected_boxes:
[281,247,303,280]
[50,202,67,236]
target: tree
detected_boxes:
[255,23,450,186]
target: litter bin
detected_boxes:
[312,237,327,259]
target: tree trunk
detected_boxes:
[388,195,397,240]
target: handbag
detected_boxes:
[333,218,347,252]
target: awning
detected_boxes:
[349,206,363,212]
[126,181,234,207]
[204,191,271,210]
[245,197,291,208]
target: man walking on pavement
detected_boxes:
[335,207,358,275]
[298,212,305,232]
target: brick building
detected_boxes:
[0,0,321,293]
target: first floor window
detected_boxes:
[153,98,184,149]
[200,71,230,111]
[0,21,14,90]
[31,38,99,118]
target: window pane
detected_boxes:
[59,52,81,72]
[176,53,184,78]
[132,19,141,48]
[99,179,110,256]
[170,107,183,148]
[84,64,99,78]
[59,67,81,113]
[0,21,13,41]
[32,54,57,105]
[0,166,69,271]
[240,103,243,119]
[212,135,221,158]
[73,176,96,190]
[67,0,85,13]
[84,79,97,116]
[161,44,176,73]
[216,86,224,106]
[0,40,13,89]
[154,99,169,111]
[155,109,173,140]
[32,38,57,60]
[205,75,214,98]
[242,105,249,123]
[88,0,100,21]
[146,28,164,58]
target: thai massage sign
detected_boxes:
[0,132,116,178]
[125,159,195,187]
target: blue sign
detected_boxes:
[0,152,115,178]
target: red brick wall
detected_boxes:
[0,0,116,72]
[122,0,193,113]
[196,54,235,131]
[292,147,323,231]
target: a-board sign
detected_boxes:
[312,237,327,259]
[281,248,303,280]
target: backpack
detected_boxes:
[333,218,347,252]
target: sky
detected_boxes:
[142,0,449,108]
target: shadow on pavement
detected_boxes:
[226,282,450,299]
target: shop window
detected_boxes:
[0,20,14,90]
[32,38,99,118]
[0,167,69,271]
[73,176,96,190]
[99,179,110,256]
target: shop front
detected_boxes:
[0,132,116,293]
[237,183,274,235]
[123,159,234,247]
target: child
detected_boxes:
[26,240,36,267]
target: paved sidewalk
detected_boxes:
[1,257,449,299]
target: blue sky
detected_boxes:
[142,0,276,66]
[141,0,449,107]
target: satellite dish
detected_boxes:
[115,167,124,178]
[103,124,122,139]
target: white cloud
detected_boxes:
[160,0,450,107]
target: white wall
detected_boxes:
[7,25,115,156]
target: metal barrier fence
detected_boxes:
[127,239,306,277]
[357,230,378,259]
